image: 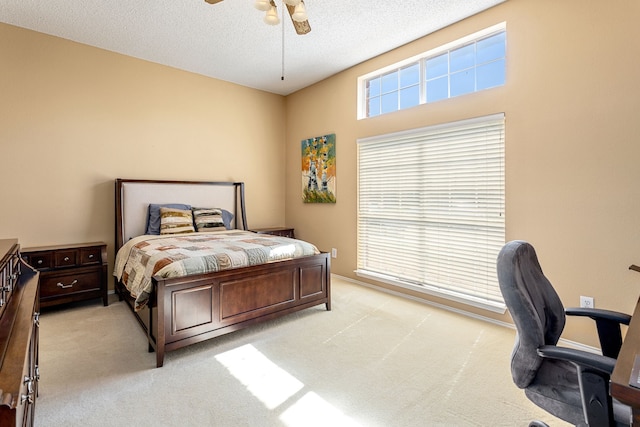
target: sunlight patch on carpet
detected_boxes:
[215,344,303,409]
[280,392,362,427]
[216,343,363,426]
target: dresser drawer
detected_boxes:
[40,269,101,299]
[18,345,37,425]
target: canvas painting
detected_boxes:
[301,133,336,203]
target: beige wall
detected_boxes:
[0,24,286,277]
[3,0,640,347]
[285,0,640,345]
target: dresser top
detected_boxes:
[0,239,18,263]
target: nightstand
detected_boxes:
[21,241,108,308]
[251,227,295,239]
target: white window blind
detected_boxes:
[356,113,505,312]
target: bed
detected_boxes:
[114,179,331,367]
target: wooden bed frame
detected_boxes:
[114,179,331,367]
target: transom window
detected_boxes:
[358,23,506,119]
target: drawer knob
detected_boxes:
[88,254,94,259]
[64,256,70,262]
[37,260,43,265]
[57,280,77,289]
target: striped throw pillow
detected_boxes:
[146,203,191,235]
[192,207,226,232]
[159,207,195,235]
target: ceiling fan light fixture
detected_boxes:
[264,5,280,25]
[283,0,301,6]
[254,0,271,12]
[291,2,307,22]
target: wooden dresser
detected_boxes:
[0,239,40,427]
[21,242,107,308]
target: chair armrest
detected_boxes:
[565,307,631,358]
[565,307,631,325]
[538,345,618,426]
[537,345,616,374]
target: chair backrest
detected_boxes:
[497,240,566,388]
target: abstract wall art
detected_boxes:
[301,133,336,203]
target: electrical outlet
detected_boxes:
[331,248,337,258]
[580,296,594,309]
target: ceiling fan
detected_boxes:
[204,0,311,35]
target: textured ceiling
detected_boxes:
[0,0,505,95]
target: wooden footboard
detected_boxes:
[118,252,330,367]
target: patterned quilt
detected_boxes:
[113,230,320,310]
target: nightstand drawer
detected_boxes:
[55,249,78,268]
[25,252,53,269]
[40,269,101,299]
[80,246,102,265]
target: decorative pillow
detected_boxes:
[221,209,234,230]
[192,207,226,232]
[146,203,191,235]
[159,207,195,235]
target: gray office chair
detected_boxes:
[497,240,632,427]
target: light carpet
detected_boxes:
[34,277,568,426]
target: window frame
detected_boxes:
[357,22,506,120]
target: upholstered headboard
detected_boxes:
[115,179,247,250]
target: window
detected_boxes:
[358,23,506,119]
[368,63,421,117]
[356,114,506,312]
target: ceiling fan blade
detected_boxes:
[286,1,311,35]
[204,0,224,4]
